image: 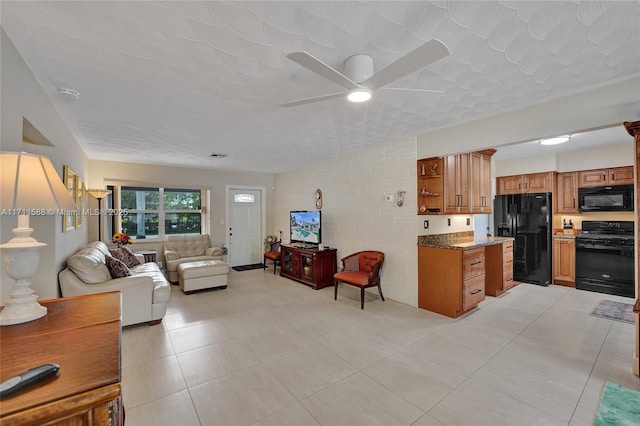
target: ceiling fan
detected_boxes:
[279,39,450,108]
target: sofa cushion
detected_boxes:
[110,246,140,268]
[67,243,111,284]
[105,255,132,278]
[164,235,211,258]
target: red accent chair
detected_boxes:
[334,251,385,309]
[263,241,281,274]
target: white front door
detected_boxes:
[228,189,262,267]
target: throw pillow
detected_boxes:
[115,246,141,268]
[105,255,131,279]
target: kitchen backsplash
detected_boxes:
[553,212,634,231]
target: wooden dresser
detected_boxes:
[0,292,123,426]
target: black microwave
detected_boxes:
[578,184,634,212]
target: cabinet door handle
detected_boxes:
[470,289,482,295]
[470,261,482,266]
[506,260,513,264]
[573,198,575,208]
[506,278,513,282]
[611,173,615,180]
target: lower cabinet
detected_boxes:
[485,240,516,296]
[418,246,486,318]
[553,237,575,286]
[280,245,337,289]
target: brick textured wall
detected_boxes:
[274,137,419,306]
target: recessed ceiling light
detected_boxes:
[209,153,226,158]
[347,87,372,103]
[57,87,80,99]
[539,135,571,145]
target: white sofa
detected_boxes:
[163,234,224,282]
[59,241,171,326]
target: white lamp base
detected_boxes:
[0,216,47,326]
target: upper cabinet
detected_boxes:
[417,157,444,214]
[444,153,471,214]
[418,150,495,215]
[578,166,634,187]
[556,172,579,213]
[496,171,555,195]
[470,151,493,213]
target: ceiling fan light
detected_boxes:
[347,88,372,103]
[539,135,571,145]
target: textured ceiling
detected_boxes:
[2,1,639,173]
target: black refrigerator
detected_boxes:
[494,192,552,286]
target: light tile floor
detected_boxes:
[122,269,639,426]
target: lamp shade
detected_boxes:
[0,152,77,211]
[86,189,111,199]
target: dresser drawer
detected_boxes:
[463,248,485,279]
[462,274,485,310]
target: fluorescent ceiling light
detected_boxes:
[539,135,571,145]
[347,88,372,103]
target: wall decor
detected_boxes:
[75,176,85,228]
[314,188,323,209]
[62,165,77,232]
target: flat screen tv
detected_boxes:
[290,210,321,245]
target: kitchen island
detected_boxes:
[418,232,514,317]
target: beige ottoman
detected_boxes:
[178,260,229,294]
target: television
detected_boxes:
[290,210,321,245]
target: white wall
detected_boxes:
[274,137,420,306]
[417,77,640,158]
[1,29,89,301]
[86,160,275,261]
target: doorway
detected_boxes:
[226,186,265,267]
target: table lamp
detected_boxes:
[0,152,77,325]
[86,189,111,241]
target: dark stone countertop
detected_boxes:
[418,231,514,250]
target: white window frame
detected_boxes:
[110,184,210,241]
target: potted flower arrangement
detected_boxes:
[112,231,133,246]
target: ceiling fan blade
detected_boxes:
[286,52,359,90]
[363,39,449,90]
[279,92,346,108]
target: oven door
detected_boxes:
[575,240,635,296]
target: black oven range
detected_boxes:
[575,220,635,298]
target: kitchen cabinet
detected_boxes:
[496,171,555,195]
[444,153,471,213]
[417,150,494,215]
[418,246,485,318]
[417,157,444,214]
[556,172,579,213]
[280,245,337,289]
[579,166,634,187]
[470,151,493,213]
[485,240,516,297]
[553,237,575,286]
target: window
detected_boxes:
[115,186,203,240]
[234,193,255,203]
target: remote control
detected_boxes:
[0,363,60,398]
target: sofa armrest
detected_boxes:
[59,269,155,326]
[164,250,179,261]
[205,247,224,256]
[135,254,146,264]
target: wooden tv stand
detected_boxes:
[280,245,337,289]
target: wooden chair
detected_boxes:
[334,251,385,309]
[263,241,281,274]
